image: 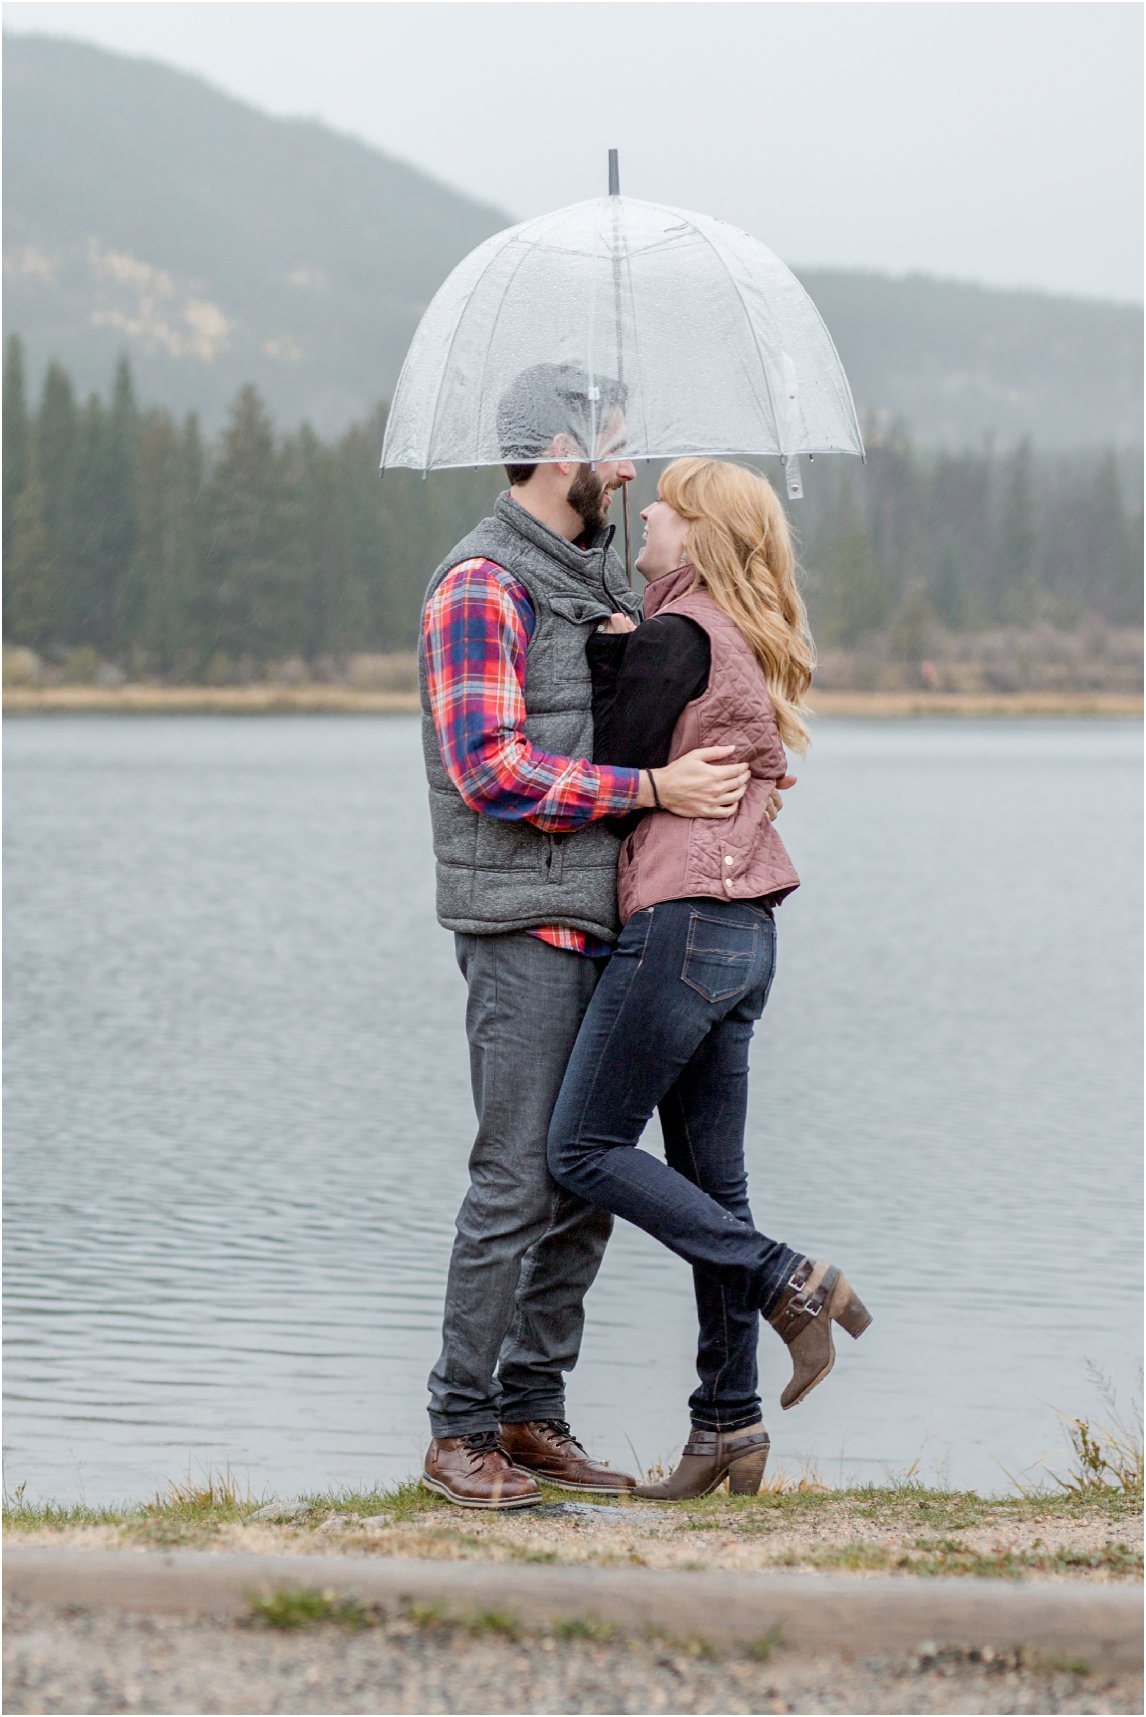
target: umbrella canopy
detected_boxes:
[380,192,864,484]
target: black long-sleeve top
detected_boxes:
[587,613,711,838]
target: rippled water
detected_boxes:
[4,715,1141,1504]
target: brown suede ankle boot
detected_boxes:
[635,1423,770,1500]
[766,1258,872,1410]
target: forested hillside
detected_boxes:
[4,32,1141,448]
[4,341,1140,692]
[3,33,507,439]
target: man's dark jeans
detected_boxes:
[427,931,612,1438]
[547,898,798,1432]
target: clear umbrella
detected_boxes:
[380,155,864,504]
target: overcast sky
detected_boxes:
[5,1,1142,304]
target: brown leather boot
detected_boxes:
[766,1258,872,1410]
[498,1419,636,1494]
[635,1423,771,1500]
[422,1431,542,1509]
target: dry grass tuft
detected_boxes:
[144,1467,252,1517]
[1042,1367,1144,1502]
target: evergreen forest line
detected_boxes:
[3,337,1142,687]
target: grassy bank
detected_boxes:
[3,686,1142,717]
[5,1478,1141,1582]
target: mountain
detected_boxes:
[4,32,1142,447]
[798,269,1141,452]
[3,33,509,437]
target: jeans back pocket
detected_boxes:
[681,908,757,1003]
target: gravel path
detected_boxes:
[6,1596,1143,1716]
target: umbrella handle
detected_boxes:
[622,482,632,587]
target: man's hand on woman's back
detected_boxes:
[638,756,797,821]
[642,746,751,819]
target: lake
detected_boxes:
[3,715,1141,1504]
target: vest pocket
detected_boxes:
[681,909,757,1003]
[544,835,565,884]
[474,817,549,873]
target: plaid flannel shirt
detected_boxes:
[423,557,640,956]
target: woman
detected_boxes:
[547,458,870,1501]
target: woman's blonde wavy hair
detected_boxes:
[658,458,815,754]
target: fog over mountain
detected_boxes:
[3,33,1141,448]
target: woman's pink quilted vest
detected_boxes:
[615,564,801,927]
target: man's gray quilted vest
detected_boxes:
[420,492,641,941]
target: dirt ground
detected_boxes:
[9,1488,1141,1581]
[5,1594,1143,1716]
[7,1487,1140,1713]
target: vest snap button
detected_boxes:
[723,878,734,892]
[724,856,734,866]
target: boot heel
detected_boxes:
[833,1279,872,1339]
[727,1446,769,1495]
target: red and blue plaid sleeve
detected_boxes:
[423,558,640,834]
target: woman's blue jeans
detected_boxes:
[547,897,798,1432]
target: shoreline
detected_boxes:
[6,1479,1140,1582]
[3,686,1143,717]
[7,1485,1140,1713]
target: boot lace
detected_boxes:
[459,1429,511,1469]
[537,1418,586,1454]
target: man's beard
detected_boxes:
[567,466,609,534]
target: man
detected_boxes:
[419,362,753,1508]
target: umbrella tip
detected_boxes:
[608,148,620,196]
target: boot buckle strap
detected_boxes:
[682,1433,717,1458]
[728,1430,770,1454]
[787,1276,825,1316]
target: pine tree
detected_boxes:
[5,468,59,648]
[96,356,141,654]
[120,409,180,671]
[888,581,937,663]
[932,546,965,630]
[338,411,391,650]
[3,334,31,582]
[998,441,1037,621]
[926,453,987,628]
[71,393,110,646]
[204,384,303,670]
[294,423,360,663]
[1086,452,1138,625]
[36,361,79,531]
[171,413,210,677]
[803,465,893,648]
[34,360,80,643]
[867,435,921,614]
[832,523,894,646]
